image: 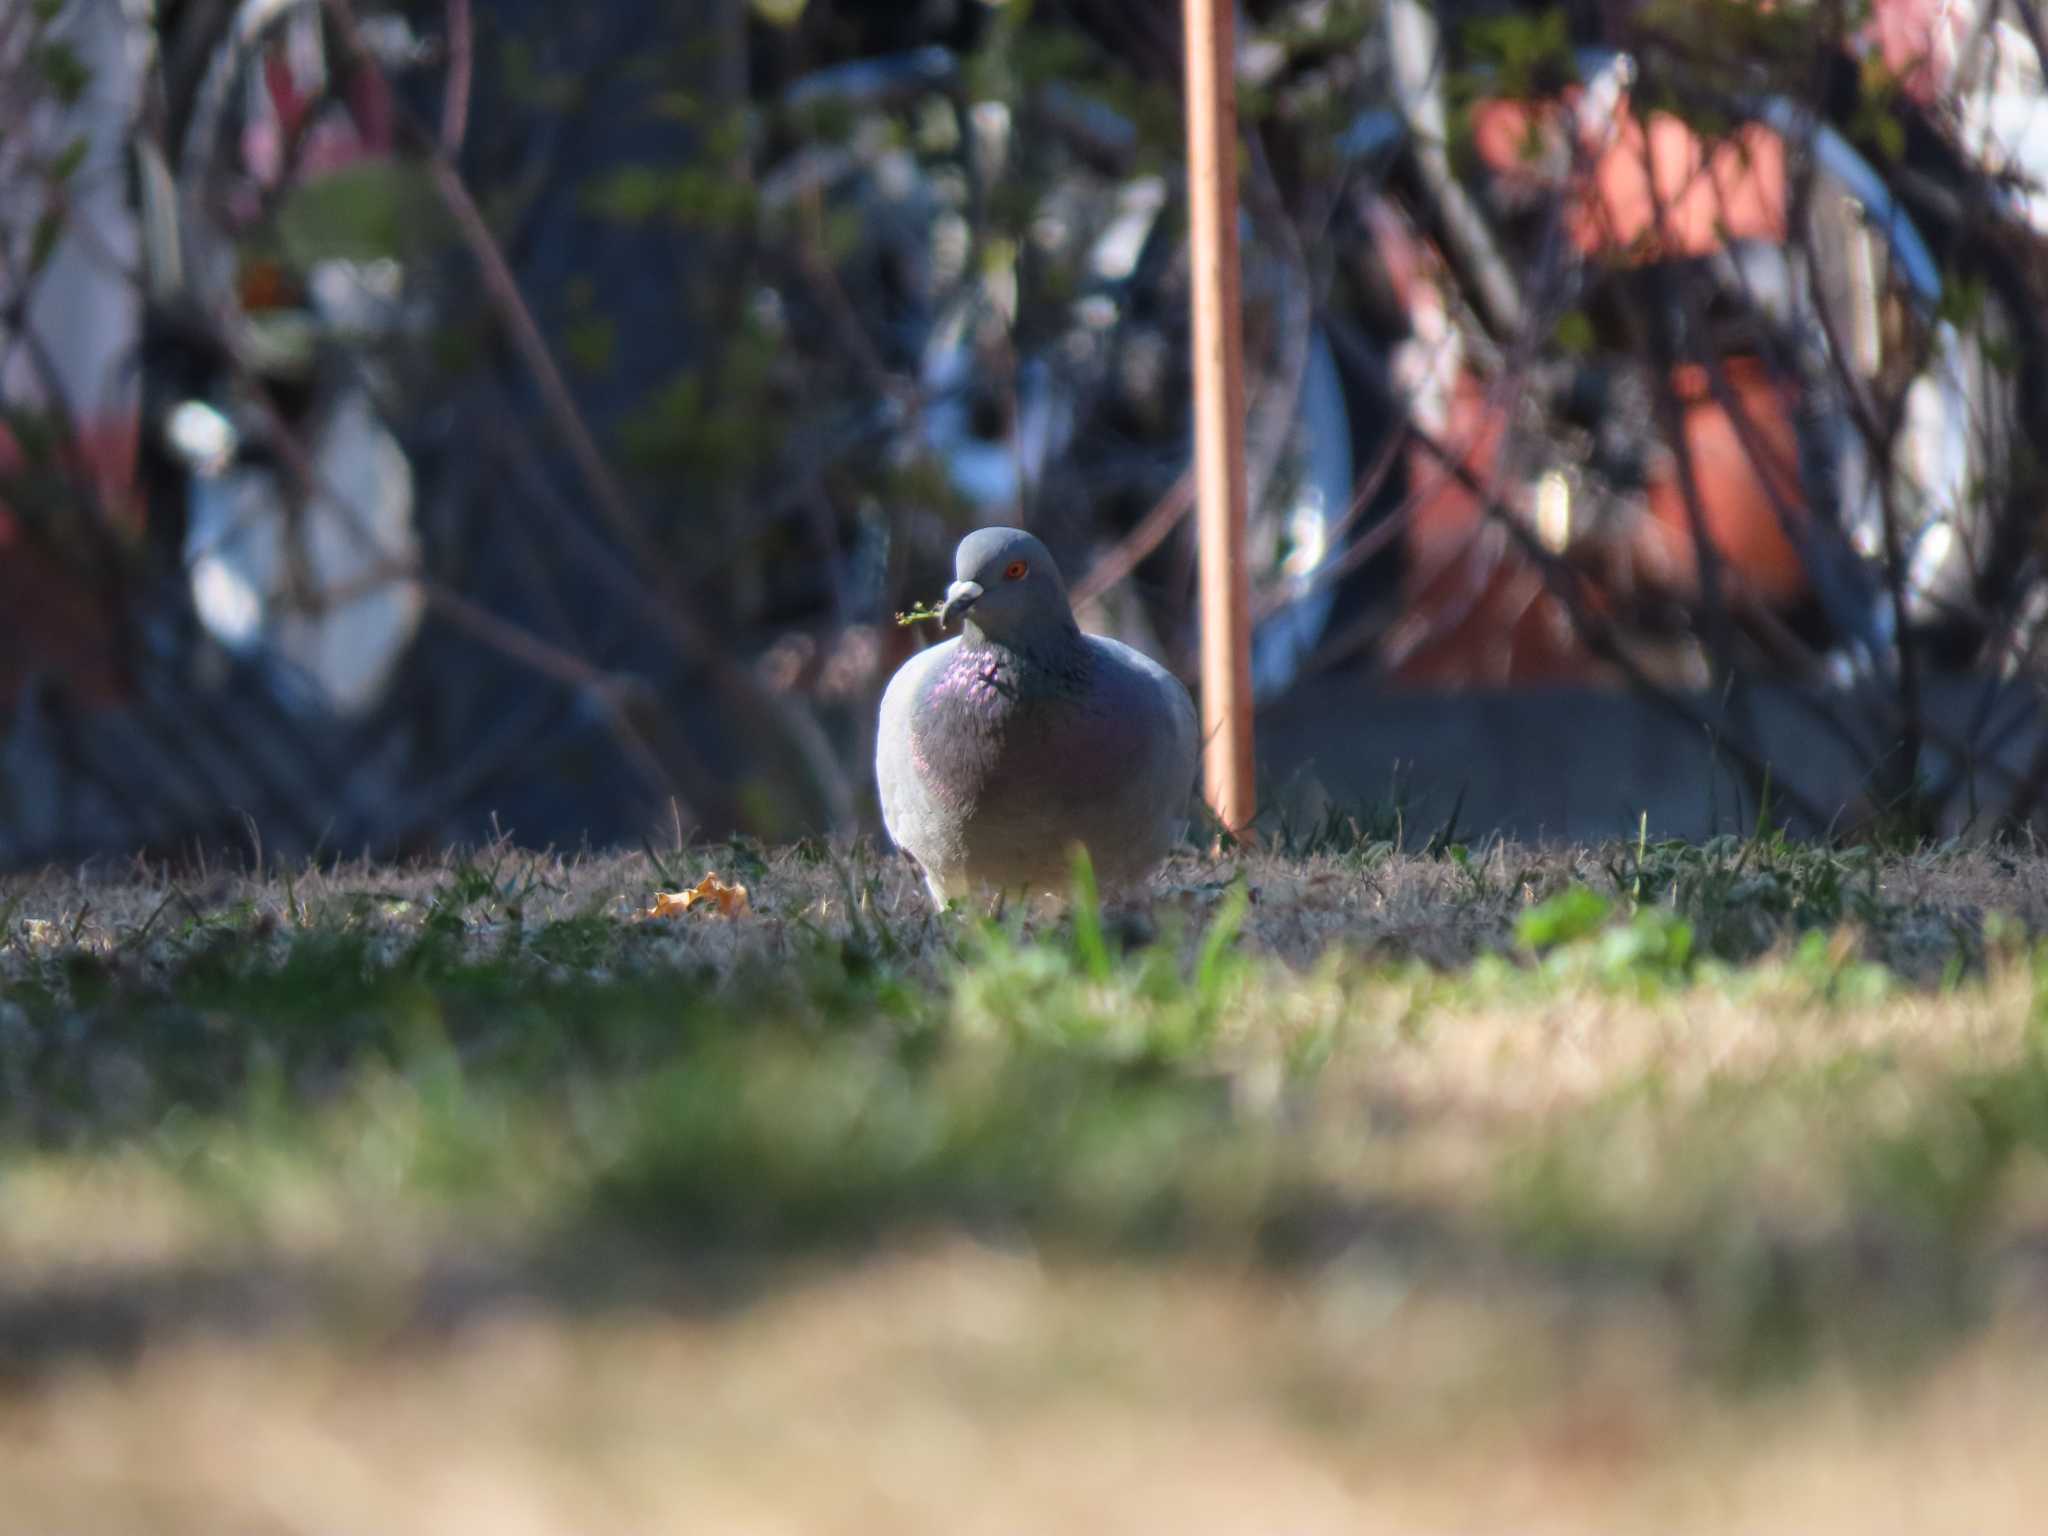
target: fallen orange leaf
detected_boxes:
[647,873,751,919]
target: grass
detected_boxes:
[6,833,2048,1529]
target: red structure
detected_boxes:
[0,415,143,713]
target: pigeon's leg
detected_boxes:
[904,852,966,913]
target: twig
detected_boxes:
[795,182,913,405]
[1383,0,1524,339]
[420,583,683,813]
[1072,471,1194,605]
[2010,0,2048,88]
[1238,130,1317,542]
[321,0,676,625]
[440,0,472,157]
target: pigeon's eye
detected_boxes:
[1003,560,1029,581]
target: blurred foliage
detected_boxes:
[274,161,448,267]
[5,0,2048,860]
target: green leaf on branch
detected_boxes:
[36,39,91,105]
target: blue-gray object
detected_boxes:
[877,528,1200,903]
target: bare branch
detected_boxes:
[440,0,472,157]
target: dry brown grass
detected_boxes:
[4,833,2037,974]
[6,1245,2048,1534]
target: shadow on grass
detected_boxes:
[1,1168,2032,1396]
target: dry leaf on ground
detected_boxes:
[647,874,751,919]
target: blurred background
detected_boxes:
[6,0,2048,864]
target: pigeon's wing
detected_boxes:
[1090,635,1200,806]
[875,636,958,857]
[1080,636,1202,885]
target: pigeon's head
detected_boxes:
[940,527,1077,646]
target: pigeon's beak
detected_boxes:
[938,580,983,627]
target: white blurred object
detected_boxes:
[1898,323,1974,583]
[1953,14,2048,233]
[185,388,424,714]
[306,257,407,338]
[1251,328,1352,700]
[189,545,264,647]
[1090,176,1168,283]
[1857,2,2048,237]
[165,400,239,476]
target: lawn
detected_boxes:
[4,831,2048,1532]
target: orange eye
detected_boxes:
[1003,560,1029,581]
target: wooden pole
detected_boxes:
[1182,0,1256,834]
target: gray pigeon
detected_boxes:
[877,527,1200,905]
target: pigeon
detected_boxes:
[877,527,1200,905]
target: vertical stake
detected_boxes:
[1183,0,1256,836]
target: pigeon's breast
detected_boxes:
[909,642,1087,814]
